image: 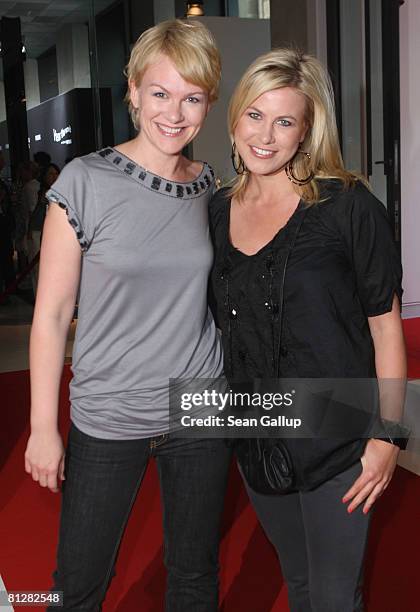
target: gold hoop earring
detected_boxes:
[285,147,314,186]
[231,142,248,175]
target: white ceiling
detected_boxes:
[0,0,116,58]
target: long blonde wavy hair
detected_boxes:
[228,47,362,204]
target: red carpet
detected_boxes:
[1,318,420,611]
[403,317,420,378]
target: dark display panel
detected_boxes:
[0,88,114,170]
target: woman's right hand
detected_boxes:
[24,429,65,493]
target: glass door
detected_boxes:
[379,0,403,244]
[327,0,403,246]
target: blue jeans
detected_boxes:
[49,424,231,611]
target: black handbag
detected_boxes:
[233,207,308,495]
[235,437,295,494]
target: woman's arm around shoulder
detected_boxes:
[24,203,82,493]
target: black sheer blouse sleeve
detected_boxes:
[330,182,403,317]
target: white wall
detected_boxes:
[398,2,420,474]
[191,17,271,183]
[306,0,328,67]
[400,2,420,318]
[24,59,41,110]
[238,0,259,17]
[57,24,91,94]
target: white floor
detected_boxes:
[0,574,14,612]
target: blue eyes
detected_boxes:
[152,92,201,103]
[248,112,292,127]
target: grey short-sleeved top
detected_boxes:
[47,147,223,439]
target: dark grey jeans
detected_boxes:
[49,424,231,612]
[245,460,371,612]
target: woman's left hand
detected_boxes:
[342,439,399,515]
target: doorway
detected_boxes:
[327,0,403,246]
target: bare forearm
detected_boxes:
[375,335,406,423]
[370,305,407,423]
[373,325,406,378]
[29,314,73,432]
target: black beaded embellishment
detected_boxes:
[124,162,136,175]
[52,197,88,251]
[98,147,113,157]
[98,148,215,199]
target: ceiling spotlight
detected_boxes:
[186,1,204,17]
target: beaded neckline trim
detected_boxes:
[98,147,214,200]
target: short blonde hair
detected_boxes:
[125,19,221,131]
[228,47,360,203]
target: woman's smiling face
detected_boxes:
[130,54,210,157]
[234,86,309,176]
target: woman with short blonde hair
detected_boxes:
[125,19,221,130]
[25,19,231,611]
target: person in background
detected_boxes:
[0,151,9,187]
[27,163,60,296]
[12,161,40,273]
[0,181,15,297]
[33,151,52,176]
[0,152,15,296]
[210,48,406,612]
[21,160,41,216]
[24,19,231,612]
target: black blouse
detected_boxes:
[209,180,403,488]
[210,180,402,381]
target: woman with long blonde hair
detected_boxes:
[210,48,406,611]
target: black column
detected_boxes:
[0,16,29,178]
[128,0,154,42]
[175,0,186,17]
